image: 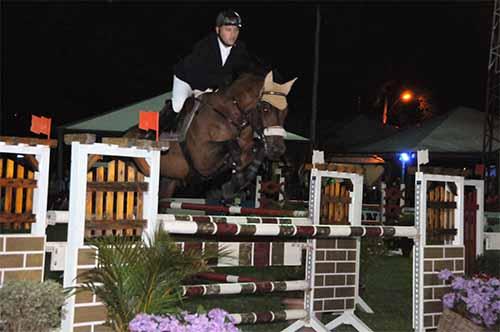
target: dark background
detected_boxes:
[1,1,493,149]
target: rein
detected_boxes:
[209,98,250,133]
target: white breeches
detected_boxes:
[172,75,193,113]
[171,75,214,113]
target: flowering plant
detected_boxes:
[129,308,239,332]
[437,269,500,328]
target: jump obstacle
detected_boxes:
[0,135,485,332]
[160,200,308,217]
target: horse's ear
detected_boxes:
[281,77,298,95]
[264,71,274,90]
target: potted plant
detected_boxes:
[436,269,500,332]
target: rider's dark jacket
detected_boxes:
[174,32,253,91]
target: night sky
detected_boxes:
[1,1,493,148]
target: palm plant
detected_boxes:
[75,227,220,331]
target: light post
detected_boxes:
[398,152,413,180]
[382,90,415,125]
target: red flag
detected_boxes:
[139,111,159,141]
[30,115,52,138]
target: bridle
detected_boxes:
[210,92,287,140]
[257,91,287,139]
[209,97,250,133]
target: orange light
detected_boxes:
[400,90,414,102]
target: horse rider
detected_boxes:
[161,10,257,133]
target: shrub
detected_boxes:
[0,280,66,332]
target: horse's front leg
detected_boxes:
[221,142,265,200]
[221,140,245,200]
[242,144,266,183]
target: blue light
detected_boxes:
[399,152,410,162]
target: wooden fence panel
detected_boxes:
[0,157,38,231]
[85,157,148,238]
[426,183,457,244]
[321,180,351,225]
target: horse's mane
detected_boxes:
[223,72,264,100]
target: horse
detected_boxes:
[127,71,297,199]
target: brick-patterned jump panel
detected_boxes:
[0,235,45,285]
[313,238,357,313]
[72,247,108,331]
[423,245,464,330]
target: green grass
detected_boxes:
[343,256,413,332]
[183,256,414,332]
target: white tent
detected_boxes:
[62,92,308,141]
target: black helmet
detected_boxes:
[216,10,242,28]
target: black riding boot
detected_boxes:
[159,100,179,134]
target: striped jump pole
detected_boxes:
[182,280,308,297]
[195,272,259,283]
[230,309,308,325]
[163,220,418,239]
[158,213,312,226]
[161,201,308,217]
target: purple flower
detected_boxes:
[464,293,488,315]
[442,293,456,309]
[129,310,239,332]
[129,314,159,331]
[208,308,227,322]
[437,269,454,281]
[488,278,500,287]
[451,276,466,290]
[437,271,500,328]
[481,310,498,328]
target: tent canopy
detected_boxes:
[322,113,398,150]
[62,92,309,141]
[351,106,498,153]
[63,92,172,132]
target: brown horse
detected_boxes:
[129,71,297,199]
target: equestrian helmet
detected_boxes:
[216,10,242,28]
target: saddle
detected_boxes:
[159,97,202,142]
